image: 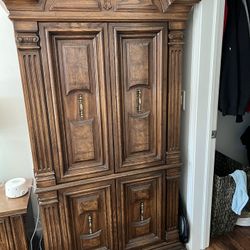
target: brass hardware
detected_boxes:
[78,94,84,120]
[88,214,93,234]
[136,89,142,113]
[140,202,144,221]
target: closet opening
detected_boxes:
[208,0,250,248]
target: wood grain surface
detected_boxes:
[207,227,250,250]
[3,0,200,249]
[0,179,32,217]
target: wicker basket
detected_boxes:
[210,151,247,237]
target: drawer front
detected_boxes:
[59,181,117,250]
[117,172,165,249]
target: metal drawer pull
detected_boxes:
[136,89,142,113]
[78,94,84,120]
[140,202,144,221]
[88,214,93,234]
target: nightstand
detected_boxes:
[0,180,31,250]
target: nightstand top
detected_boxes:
[0,179,32,218]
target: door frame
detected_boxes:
[181,0,225,249]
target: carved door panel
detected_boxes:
[59,181,117,250]
[109,23,167,172]
[117,171,165,249]
[39,23,113,183]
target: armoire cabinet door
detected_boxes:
[109,23,167,172]
[58,181,117,250]
[117,171,165,249]
[39,23,113,183]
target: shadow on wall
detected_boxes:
[0,3,40,245]
[0,4,33,182]
[216,112,250,166]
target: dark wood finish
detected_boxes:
[40,198,64,249]
[38,22,114,183]
[58,181,117,250]
[109,23,167,173]
[0,180,31,217]
[0,216,28,250]
[207,226,250,250]
[117,171,165,249]
[166,21,185,165]
[0,182,31,250]
[3,0,200,249]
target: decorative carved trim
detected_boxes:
[17,40,55,187]
[35,171,57,189]
[166,167,180,179]
[40,203,64,249]
[115,0,159,12]
[48,0,102,11]
[167,25,184,163]
[38,190,59,205]
[160,0,176,12]
[103,0,112,10]
[4,0,200,16]
[168,31,184,45]
[3,0,45,11]
[0,216,28,250]
[16,33,40,49]
[166,174,179,232]
[166,151,181,165]
[0,218,13,250]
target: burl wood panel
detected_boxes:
[58,181,116,250]
[117,171,165,249]
[39,22,113,183]
[110,23,167,173]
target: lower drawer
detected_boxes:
[116,171,165,250]
[42,171,166,250]
[58,180,117,250]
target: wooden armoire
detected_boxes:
[3,1,199,249]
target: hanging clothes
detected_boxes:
[241,126,250,166]
[219,0,250,122]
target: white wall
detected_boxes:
[0,5,34,183]
[181,0,225,249]
[216,112,250,165]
